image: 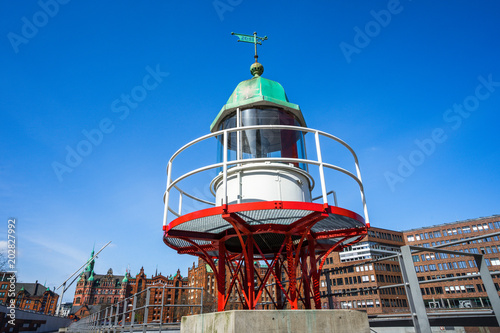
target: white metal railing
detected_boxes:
[67,285,205,333]
[162,125,369,227]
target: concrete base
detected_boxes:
[181,309,369,333]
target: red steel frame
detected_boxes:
[163,201,368,311]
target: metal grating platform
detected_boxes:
[163,201,367,256]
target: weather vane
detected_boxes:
[231,31,268,63]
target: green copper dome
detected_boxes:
[122,272,129,284]
[88,271,95,282]
[210,75,305,132]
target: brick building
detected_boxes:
[14,281,59,315]
[72,249,190,323]
[403,215,500,309]
[187,258,217,313]
[319,226,408,314]
[316,215,500,314]
[186,257,306,311]
[72,250,128,309]
[0,272,14,306]
[0,273,59,315]
[127,266,190,323]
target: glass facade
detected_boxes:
[216,107,307,170]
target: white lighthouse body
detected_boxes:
[209,74,313,206]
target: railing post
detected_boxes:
[104,307,109,333]
[113,303,119,333]
[163,161,173,227]
[178,192,183,215]
[159,284,166,333]
[314,131,328,205]
[121,299,127,333]
[200,288,204,315]
[236,108,242,204]
[399,246,431,333]
[475,254,500,325]
[98,310,103,333]
[130,294,137,333]
[223,130,228,205]
[143,288,150,333]
[108,305,113,333]
[95,311,101,333]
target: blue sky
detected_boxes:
[1,1,499,302]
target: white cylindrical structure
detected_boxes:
[211,162,312,205]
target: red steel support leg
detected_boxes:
[246,235,255,309]
[275,258,283,309]
[300,250,312,309]
[286,235,298,310]
[217,241,226,311]
[307,236,322,309]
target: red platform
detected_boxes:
[163,201,368,311]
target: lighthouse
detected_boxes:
[162,32,369,312]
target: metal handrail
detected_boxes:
[68,285,205,333]
[162,124,369,228]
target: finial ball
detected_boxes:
[250,62,264,77]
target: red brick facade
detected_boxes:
[403,215,500,309]
[14,282,58,315]
[319,227,408,314]
[72,250,190,323]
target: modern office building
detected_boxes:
[403,215,500,309]
[319,226,408,314]
[316,215,500,314]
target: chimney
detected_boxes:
[34,280,38,295]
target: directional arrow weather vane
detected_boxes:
[231,31,268,63]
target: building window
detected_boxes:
[465,285,475,293]
[491,258,500,266]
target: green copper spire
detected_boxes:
[84,248,95,273]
